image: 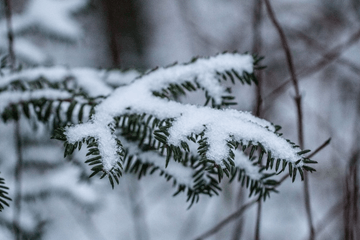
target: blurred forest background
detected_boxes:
[0,0,360,239]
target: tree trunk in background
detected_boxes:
[101,0,145,68]
[343,151,359,240]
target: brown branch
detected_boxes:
[264,27,360,104]
[4,3,23,240]
[194,199,258,240]
[263,1,313,239]
[291,29,360,76]
[314,200,343,238]
[4,0,15,69]
[252,1,264,240]
[13,122,23,240]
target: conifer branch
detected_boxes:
[0,53,318,205]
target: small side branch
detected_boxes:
[4,2,22,240]
[263,1,313,239]
[4,0,15,69]
[264,27,360,103]
[13,122,23,240]
[252,1,264,240]
[194,199,258,240]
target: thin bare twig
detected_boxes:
[343,101,360,240]
[13,122,23,240]
[264,27,360,104]
[251,1,264,240]
[278,138,331,185]
[262,0,303,143]
[4,2,23,240]
[291,29,360,76]
[126,176,149,240]
[4,0,15,69]
[194,199,258,240]
[313,200,343,239]
[263,1,314,239]
[343,151,359,240]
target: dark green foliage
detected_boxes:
[0,76,104,128]
[0,173,11,212]
[151,53,262,109]
[0,53,318,207]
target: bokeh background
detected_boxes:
[0,0,359,239]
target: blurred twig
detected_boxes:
[314,200,343,238]
[343,99,360,240]
[251,1,264,240]
[291,29,360,76]
[4,0,15,69]
[263,1,314,239]
[193,199,258,240]
[127,176,149,240]
[4,2,23,240]
[264,27,360,104]
[343,150,359,240]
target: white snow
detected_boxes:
[233,150,262,180]
[5,0,87,39]
[104,69,141,86]
[65,53,304,174]
[0,0,88,64]
[0,66,112,97]
[12,38,48,63]
[0,89,71,113]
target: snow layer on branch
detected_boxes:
[65,53,303,173]
[0,0,88,64]
[0,66,113,97]
[234,150,262,180]
[2,0,88,39]
[11,38,48,63]
[105,69,141,87]
[142,53,253,105]
[0,89,71,113]
[167,107,301,167]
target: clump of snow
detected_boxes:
[1,0,88,40]
[233,151,262,180]
[11,38,48,63]
[65,53,304,175]
[168,107,301,167]
[104,69,141,87]
[140,53,253,105]
[0,66,112,97]
[0,89,71,113]
[71,68,112,96]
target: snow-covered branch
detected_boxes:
[0,53,317,203]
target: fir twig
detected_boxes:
[194,199,258,240]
